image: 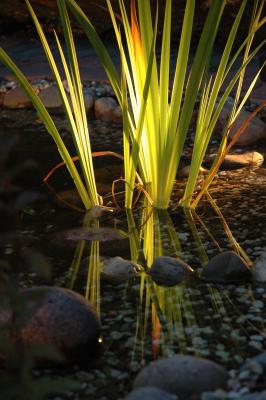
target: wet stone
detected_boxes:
[149,256,194,286]
[201,251,252,284]
[133,355,229,400]
[101,256,141,284]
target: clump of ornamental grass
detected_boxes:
[0,0,265,211]
[65,0,265,210]
[0,0,99,211]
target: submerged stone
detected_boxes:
[149,256,194,286]
[201,251,252,283]
[133,355,228,400]
[101,256,141,284]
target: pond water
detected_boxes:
[1,109,266,399]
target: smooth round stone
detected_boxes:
[133,355,229,400]
[201,251,252,283]
[101,256,140,284]
[149,256,194,286]
[0,286,101,366]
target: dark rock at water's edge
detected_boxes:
[201,251,252,284]
[125,387,178,400]
[149,256,194,286]
[0,286,101,367]
[133,354,229,400]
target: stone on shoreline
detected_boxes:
[95,96,118,122]
[3,86,32,108]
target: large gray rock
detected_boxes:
[133,355,228,400]
[126,387,178,400]
[2,286,101,365]
[149,256,194,286]
[94,96,118,122]
[3,86,32,108]
[201,251,252,283]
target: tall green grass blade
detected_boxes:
[56,0,98,205]
[160,0,226,209]
[0,48,91,209]
[66,0,121,104]
[182,0,265,207]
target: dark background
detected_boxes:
[0,0,263,44]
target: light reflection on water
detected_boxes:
[64,201,265,367]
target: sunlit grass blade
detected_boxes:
[0,48,92,209]
[55,1,98,205]
[66,0,121,104]
[181,0,265,207]
[160,0,226,209]
[0,0,101,210]
[64,0,264,211]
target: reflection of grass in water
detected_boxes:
[206,193,251,266]
[130,207,203,359]
[85,240,100,315]
[68,240,86,290]
[66,214,101,315]
[131,202,257,362]
[186,203,265,362]
[185,205,250,360]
